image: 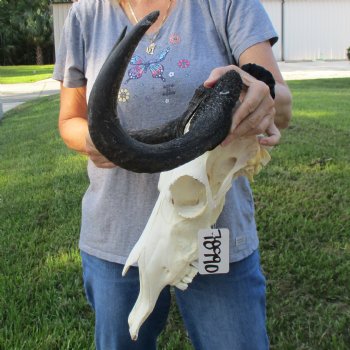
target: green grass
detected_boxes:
[254,79,350,349]
[0,65,54,84]
[1,79,349,349]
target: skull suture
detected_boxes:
[122,137,271,340]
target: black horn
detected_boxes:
[88,11,244,173]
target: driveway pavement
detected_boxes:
[1,60,349,118]
[279,60,350,80]
[0,78,60,116]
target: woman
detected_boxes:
[54,0,292,349]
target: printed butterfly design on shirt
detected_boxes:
[126,47,170,83]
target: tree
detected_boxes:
[21,1,53,65]
[0,0,17,65]
[0,0,54,65]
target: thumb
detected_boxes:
[203,66,233,88]
[204,72,219,88]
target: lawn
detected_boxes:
[0,79,349,349]
[0,65,54,84]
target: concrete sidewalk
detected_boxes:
[0,78,60,115]
[279,60,350,80]
[1,60,349,116]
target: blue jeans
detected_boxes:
[81,250,269,350]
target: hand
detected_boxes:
[85,132,118,168]
[204,65,281,147]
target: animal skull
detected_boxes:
[86,10,276,342]
[122,136,271,340]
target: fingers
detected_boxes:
[88,153,117,168]
[232,104,275,138]
[225,77,276,147]
[221,133,235,147]
[221,100,278,147]
[203,66,235,88]
[204,64,255,88]
[222,120,281,147]
[259,123,281,146]
[231,80,272,131]
[221,113,273,146]
[86,133,118,169]
[204,64,281,148]
[221,94,275,147]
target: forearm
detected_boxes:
[237,41,292,131]
[58,84,117,168]
[58,84,89,154]
[274,81,292,130]
[59,117,89,154]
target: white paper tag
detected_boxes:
[198,228,230,275]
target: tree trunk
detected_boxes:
[36,45,43,65]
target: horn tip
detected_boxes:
[145,11,160,25]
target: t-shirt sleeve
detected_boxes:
[228,0,278,61]
[52,4,87,88]
[207,0,278,64]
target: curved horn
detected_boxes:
[88,11,242,173]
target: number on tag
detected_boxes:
[198,228,229,275]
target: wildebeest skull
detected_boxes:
[87,11,275,341]
[122,137,270,340]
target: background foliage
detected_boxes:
[0,0,54,65]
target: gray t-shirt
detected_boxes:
[53,0,277,264]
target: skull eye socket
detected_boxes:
[170,175,207,218]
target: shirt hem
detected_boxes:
[79,243,130,265]
[229,239,259,263]
[79,238,259,266]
